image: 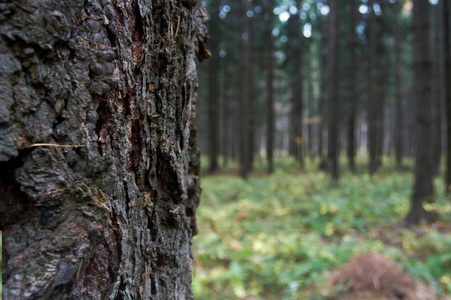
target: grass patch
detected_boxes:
[193,157,451,299]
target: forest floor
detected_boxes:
[193,156,451,299]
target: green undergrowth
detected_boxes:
[193,157,451,299]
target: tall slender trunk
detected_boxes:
[318,13,328,167]
[407,0,434,224]
[347,0,358,172]
[208,1,220,173]
[222,64,230,167]
[432,2,443,175]
[266,0,276,173]
[327,0,339,181]
[368,0,378,175]
[289,1,304,166]
[248,5,256,170]
[239,0,252,178]
[394,0,404,169]
[444,0,451,192]
[307,55,314,158]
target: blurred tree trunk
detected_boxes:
[307,53,314,158]
[444,0,451,193]
[222,65,231,167]
[0,0,208,298]
[368,0,379,175]
[239,0,252,178]
[288,0,304,167]
[432,1,443,175]
[248,3,256,170]
[394,0,404,169]
[347,0,358,172]
[327,0,339,182]
[318,15,328,166]
[208,1,220,173]
[407,0,434,224]
[265,0,276,174]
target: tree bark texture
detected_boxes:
[0,0,209,299]
[407,0,434,224]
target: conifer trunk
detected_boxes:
[327,0,339,181]
[0,0,209,298]
[407,0,434,224]
[444,0,451,193]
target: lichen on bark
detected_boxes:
[0,0,209,299]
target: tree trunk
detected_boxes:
[347,0,358,172]
[368,0,379,175]
[444,0,451,193]
[239,0,251,179]
[208,1,220,173]
[0,0,209,298]
[432,1,443,175]
[394,0,404,169]
[222,64,231,167]
[407,0,434,224]
[327,0,339,182]
[247,5,256,171]
[307,53,314,158]
[318,15,328,166]
[288,1,304,166]
[265,0,276,174]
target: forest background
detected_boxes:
[193,0,451,299]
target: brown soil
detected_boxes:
[327,252,445,300]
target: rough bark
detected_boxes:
[406,0,434,224]
[0,0,209,299]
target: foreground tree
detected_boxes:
[406,0,434,224]
[0,0,209,298]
